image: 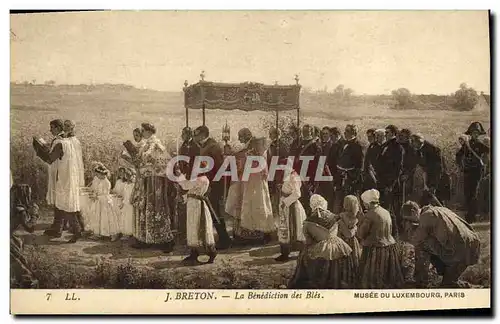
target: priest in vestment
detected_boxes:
[226,128,275,245]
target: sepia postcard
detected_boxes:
[9,10,491,315]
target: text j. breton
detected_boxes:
[165,291,321,302]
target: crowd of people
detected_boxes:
[10,118,489,289]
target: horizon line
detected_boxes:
[9,81,491,96]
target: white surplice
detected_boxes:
[278,171,306,244]
[45,136,63,206]
[178,175,216,249]
[66,136,85,187]
[54,139,80,212]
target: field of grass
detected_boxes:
[10,84,491,290]
[10,84,490,206]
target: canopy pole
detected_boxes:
[295,74,300,129]
[183,80,189,127]
[200,70,206,126]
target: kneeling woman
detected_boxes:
[288,194,354,289]
[358,189,405,289]
[177,169,217,264]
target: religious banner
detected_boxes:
[184,81,301,111]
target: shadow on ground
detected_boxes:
[242,256,297,267]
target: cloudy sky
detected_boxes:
[10,10,490,94]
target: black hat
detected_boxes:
[465,122,486,135]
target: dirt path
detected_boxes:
[17,208,490,289]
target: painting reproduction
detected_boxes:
[9,10,491,315]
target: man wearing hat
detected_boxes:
[455,122,489,223]
[401,201,480,288]
[377,124,404,236]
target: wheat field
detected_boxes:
[10,84,490,206]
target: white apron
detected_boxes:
[178,175,216,248]
[278,172,306,244]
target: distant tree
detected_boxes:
[391,88,413,108]
[22,81,29,86]
[344,88,354,98]
[44,80,56,86]
[333,84,345,98]
[453,83,479,111]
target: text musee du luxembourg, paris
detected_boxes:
[354,291,466,299]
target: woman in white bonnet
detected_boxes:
[288,194,355,289]
[357,189,405,289]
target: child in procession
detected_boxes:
[176,164,217,265]
[112,167,126,197]
[275,161,307,262]
[119,168,136,238]
[87,164,122,241]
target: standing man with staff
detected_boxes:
[455,122,489,223]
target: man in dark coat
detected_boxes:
[267,127,289,219]
[315,127,335,210]
[363,128,380,192]
[336,124,364,203]
[176,126,200,243]
[327,126,346,212]
[398,128,418,202]
[287,125,301,158]
[377,124,404,236]
[294,124,323,215]
[179,127,200,179]
[455,122,489,223]
[193,125,232,249]
[411,133,446,207]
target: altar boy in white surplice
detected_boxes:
[177,165,217,265]
[34,119,82,243]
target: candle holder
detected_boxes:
[222,120,231,142]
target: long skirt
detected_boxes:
[359,244,405,289]
[288,252,356,289]
[338,235,362,285]
[87,197,120,237]
[133,176,174,244]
